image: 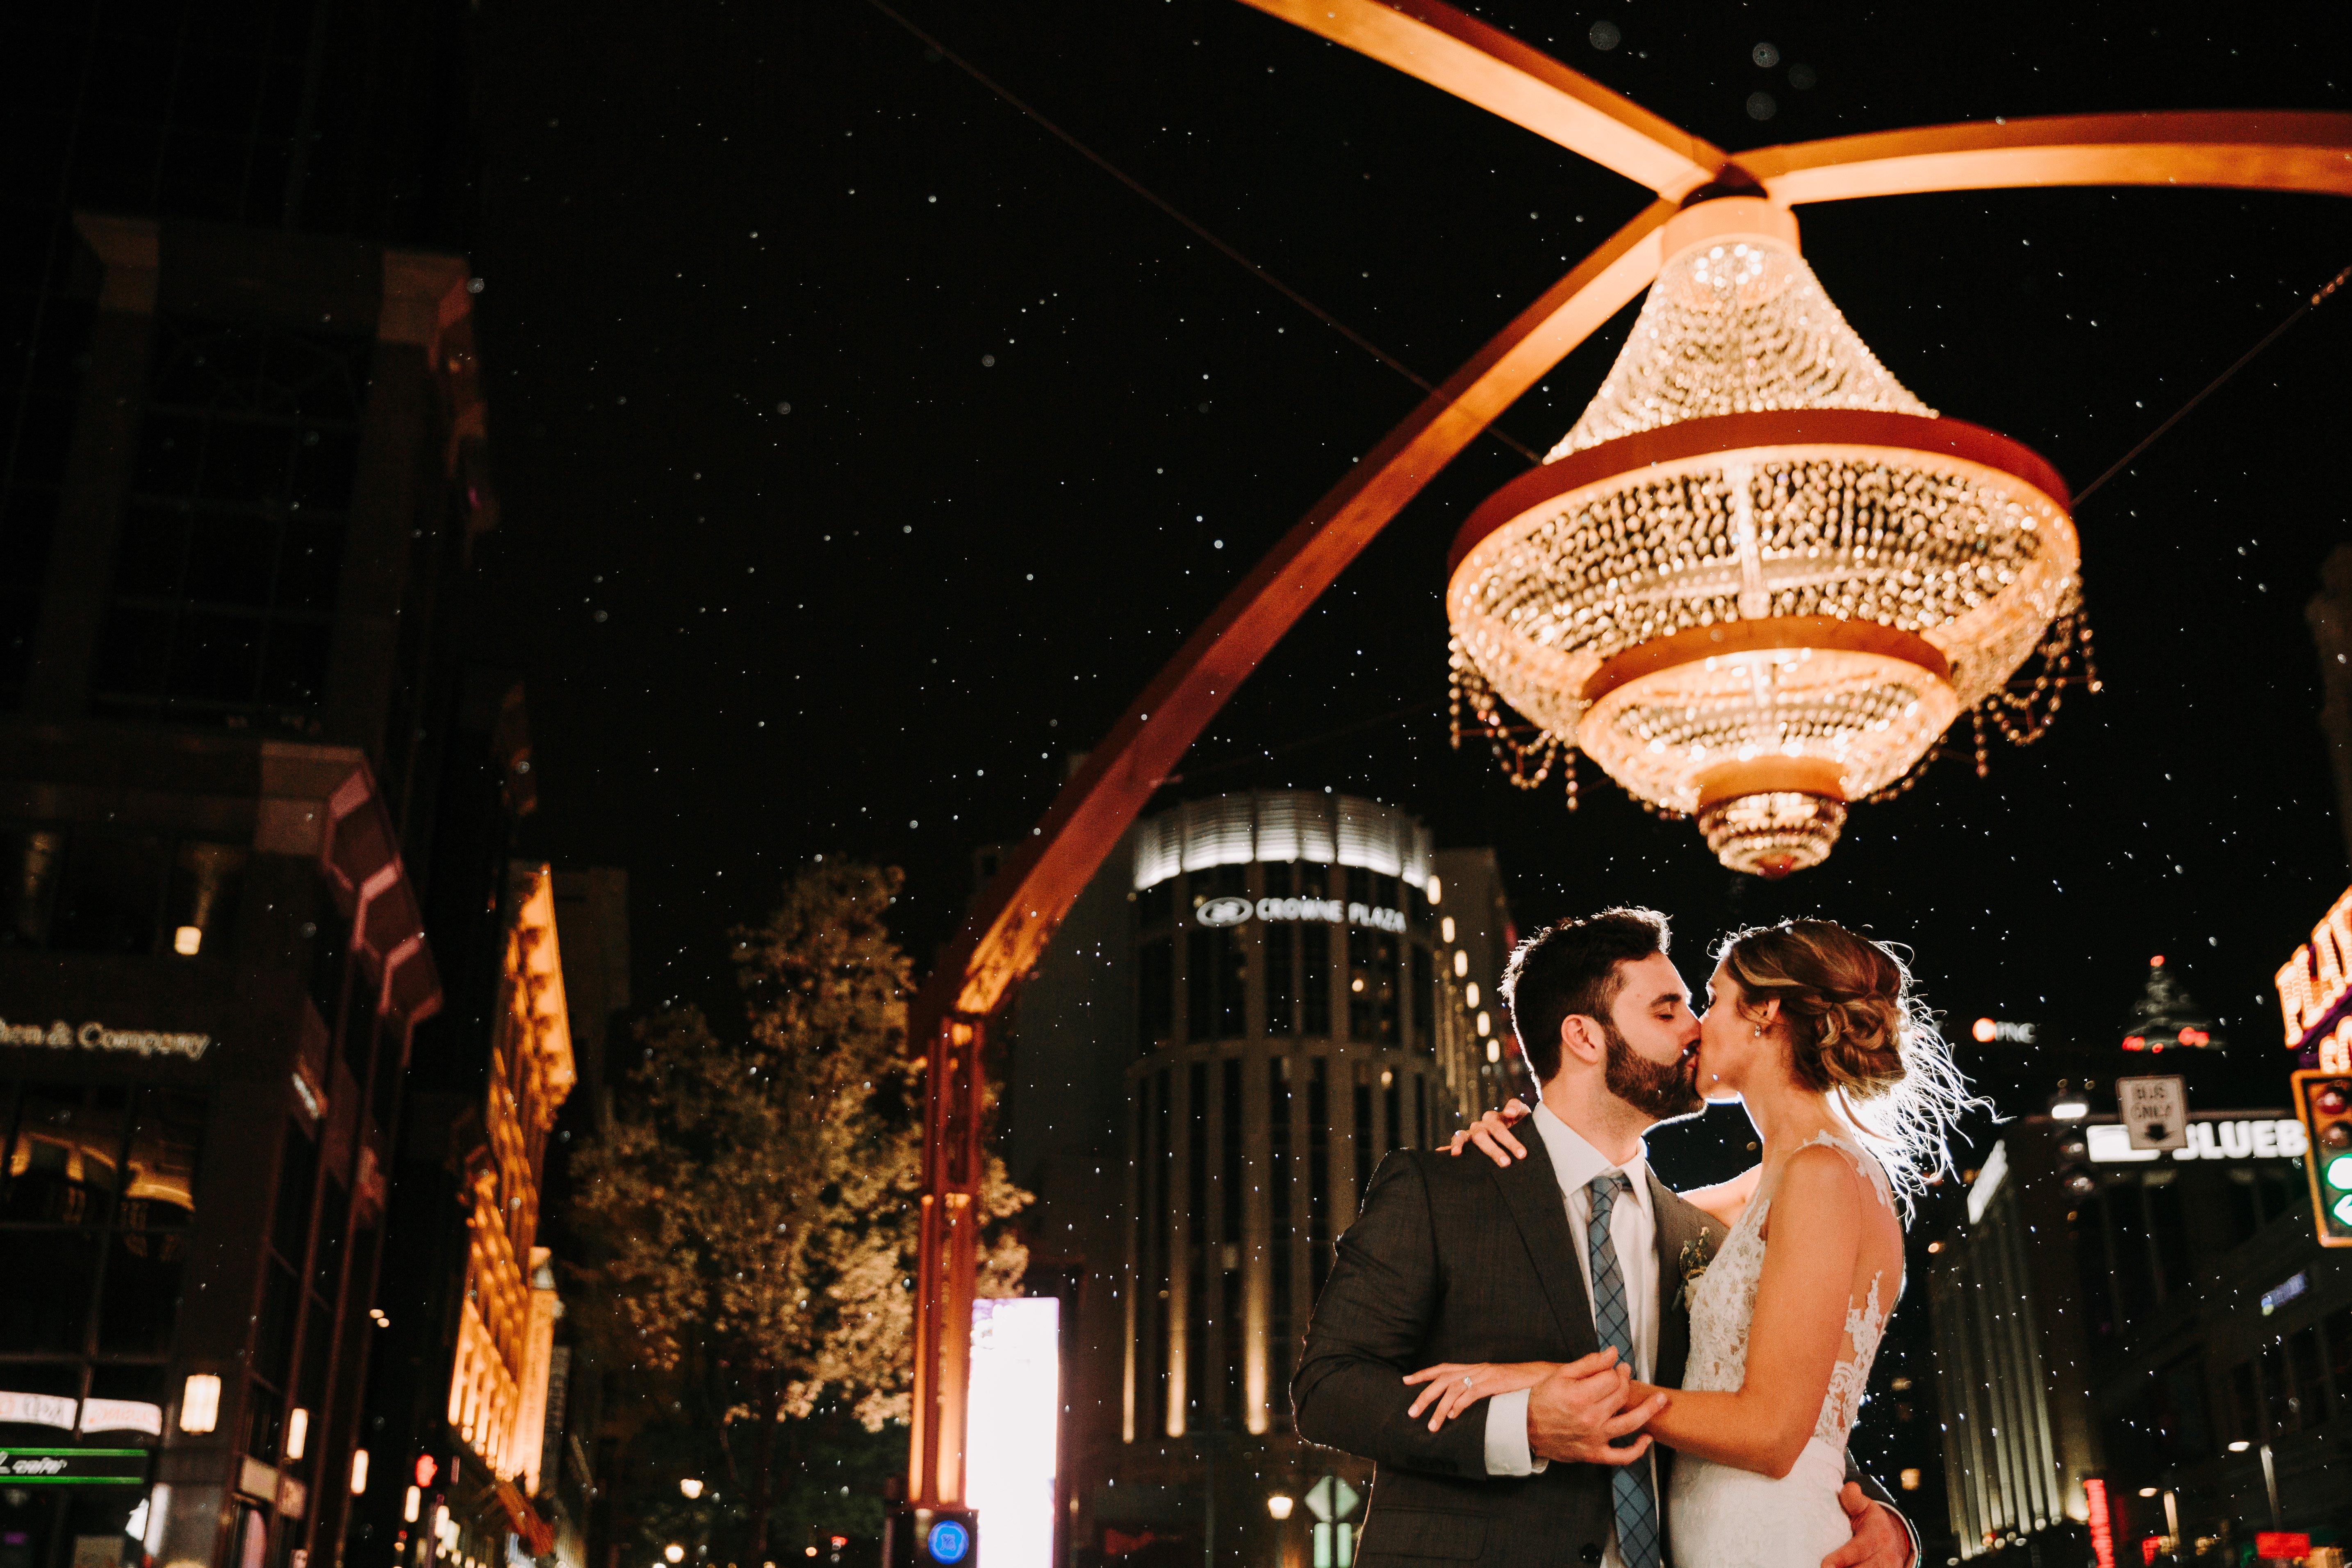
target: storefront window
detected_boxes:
[0,1077,204,1568]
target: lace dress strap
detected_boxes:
[1794,1132,1898,1449]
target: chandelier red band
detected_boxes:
[1580,617,1953,708]
[1446,409,2074,577]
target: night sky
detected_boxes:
[458,0,2351,1152]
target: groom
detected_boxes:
[1291,908,1916,1568]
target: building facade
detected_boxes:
[1928,1109,2350,1566]
[0,206,508,1568]
[347,865,587,1568]
[997,789,1514,1568]
[0,8,520,1568]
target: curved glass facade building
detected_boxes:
[1119,792,1507,1443]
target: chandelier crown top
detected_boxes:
[1548,198,1931,460]
[1658,193,1800,260]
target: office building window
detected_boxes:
[2228,1361,2259,1443]
[1138,936,1173,1047]
[1348,929,1400,1043]
[1221,1060,1243,1244]
[0,824,241,959]
[1265,923,1295,1035]
[2290,1324,2329,1428]
[1188,929,1247,1042]
[1308,1059,1330,1298]
[2070,1190,2116,1343]
[0,1081,205,1395]
[2260,1341,2294,1433]
[2326,1306,2352,1413]
[1352,1069,1373,1209]
[2143,1171,2192,1294]
[1186,1062,1208,1419]
[1301,921,1332,1037]
[92,317,371,730]
[1268,1058,1293,1425]
[1410,943,1434,1046]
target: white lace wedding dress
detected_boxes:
[1666,1133,1897,1567]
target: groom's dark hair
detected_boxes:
[1500,908,1671,1085]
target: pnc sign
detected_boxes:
[1195,896,1408,934]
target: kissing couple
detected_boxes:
[1294,908,1974,1568]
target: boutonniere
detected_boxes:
[1678,1229,1716,1311]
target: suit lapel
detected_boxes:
[1648,1171,1709,1394]
[1490,1126,1602,1361]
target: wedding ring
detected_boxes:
[1460,1375,1475,1389]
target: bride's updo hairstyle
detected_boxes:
[1717,919,1980,1206]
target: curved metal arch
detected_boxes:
[904,1,2352,1508]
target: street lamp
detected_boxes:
[1267,1496,1294,1522]
[667,1547,686,1563]
[680,1479,704,1500]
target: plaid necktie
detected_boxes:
[1587,1172,1660,1568]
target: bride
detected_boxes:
[1416,919,1973,1568]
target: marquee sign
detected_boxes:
[0,1017,212,1061]
[2085,1117,2307,1163]
[1195,897,1407,933]
[2275,885,2352,1066]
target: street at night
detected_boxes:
[3,5,2351,1568]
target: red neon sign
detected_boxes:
[2084,1479,2115,1568]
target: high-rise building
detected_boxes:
[1925,1106,2348,1566]
[0,9,511,1568]
[350,865,610,1568]
[998,790,1513,1568]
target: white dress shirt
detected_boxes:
[1482,1104,1660,1568]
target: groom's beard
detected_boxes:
[1603,1021,1705,1122]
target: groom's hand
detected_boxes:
[1822,1483,1914,1568]
[1525,1347,1668,1466]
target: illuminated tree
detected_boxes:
[573,863,1027,1561]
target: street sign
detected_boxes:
[2117,1075,2188,1151]
[0,1449,149,1485]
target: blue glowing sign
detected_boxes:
[927,1522,970,1566]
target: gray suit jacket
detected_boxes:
[1292,1126,1908,1568]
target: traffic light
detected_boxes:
[2291,1070,2352,1247]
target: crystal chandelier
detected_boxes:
[1448,196,2092,876]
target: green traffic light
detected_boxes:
[2327,1152,2352,1193]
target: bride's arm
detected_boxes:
[1628,1144,1863,1479]
[1680,1162,1761,1231]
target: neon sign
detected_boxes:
[2276,885,2352,1057]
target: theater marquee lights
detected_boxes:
[2276,884,2352,1069]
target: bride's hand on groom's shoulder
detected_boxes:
[1441,1099,1532,1166]
[1400,1359,1556,1430]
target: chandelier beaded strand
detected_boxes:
[1444,195,2090,876]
